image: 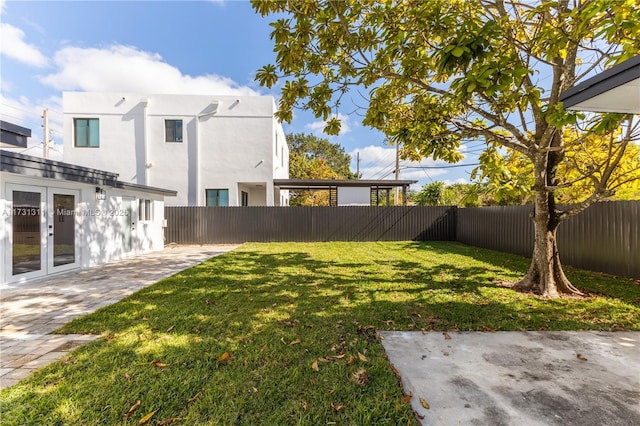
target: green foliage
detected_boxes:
[287,133,357,206]
[252,0,640,208]
[411,182,481,207]
[3,242,639,424]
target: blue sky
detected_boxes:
[0,0,481,187]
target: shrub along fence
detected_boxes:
[165,201,639,279]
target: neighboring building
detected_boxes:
[1,150,176,286]
[1,120,31,149]
[62,92,290,207]
[274,179,417,206]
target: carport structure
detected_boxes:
[274,178,417,206]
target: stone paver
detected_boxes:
[0,244,239,389]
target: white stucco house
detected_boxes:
[1,149,176,286]
[62,92,289,207]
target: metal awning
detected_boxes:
[559,55,640,114]
[274,179,417,206]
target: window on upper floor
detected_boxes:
[74,118,100,147]
[165,119,183,142]
[206,189,229,207]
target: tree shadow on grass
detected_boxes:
[5,242,639,425]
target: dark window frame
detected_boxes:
[205,189,229,207]
[165,119,183,142]
[74,118,100,148]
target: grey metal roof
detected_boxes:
[0,121,32,148]
[1,150,177,196]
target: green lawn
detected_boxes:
[2,242,639,425]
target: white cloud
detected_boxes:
[306,113,352,136]
[443,177,471,185]
[0,23,49,68]
[40,44,260,96]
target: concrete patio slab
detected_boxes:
[0,244,239,389]
[381,331,640,426]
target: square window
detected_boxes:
[206,189,229,207]
[165,120,183,142]
[74,118,99,147]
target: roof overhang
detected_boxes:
[559,55,640,114]
[0,120,31,148]
[1,151,177,197]
[274,179,418,190]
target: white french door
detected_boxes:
[7,184,79,282]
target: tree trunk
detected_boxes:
[515,213,584,297]
[516,132,584,298]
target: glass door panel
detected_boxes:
[47,189,79,273]
[52,193,75,266]
[11,190,43,275]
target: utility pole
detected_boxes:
[42,108,50,159]
[394,141,400,205]
[356,151,360,179]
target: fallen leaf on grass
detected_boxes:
[577,353,588,361]
[218,352,232,363]
[318,354,345,363]
[401,393,413,404]
[165,325,175,333]
[419,397,430,409]
[303,402,309,411]
[331,402,345,412]
[289,338,301,345]
[443,332,451,340]
[311,360,319,371]
[205,299,215,305]
[138,410,157,425]
[124,373,131,381]
[357,352,368,362]
[51,377,65,387]
[125,400,141,419]
[151,361,169,368]
[188,392,202,403]
[352,368,369,386]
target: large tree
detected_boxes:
[288,132,357,205]
[253,0,640,297]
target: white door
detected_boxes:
[47,188,79,274]
[120,197,134,255]
[6,184,47,281]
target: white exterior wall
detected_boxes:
[63,93,289,206]
[1,172,166,286]
[338,187,371,206]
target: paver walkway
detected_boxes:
[0,244,239,389]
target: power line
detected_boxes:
[401,163,480,170]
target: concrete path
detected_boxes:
[381,330,640,426]
[0,244,239,389]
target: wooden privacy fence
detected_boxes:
[165,201,639,279]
